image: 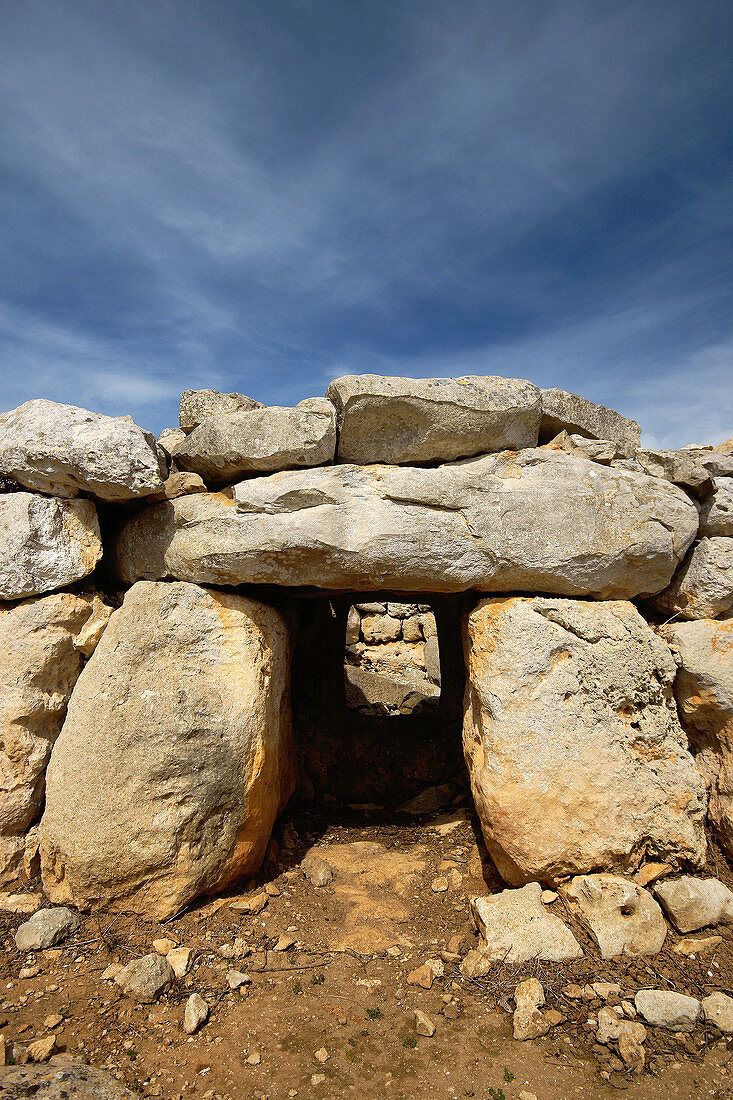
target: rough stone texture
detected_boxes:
[462,597,707,887]
[561,874,667,958]
[702,992,733,1033]
[173,398,336,483]
[113,449,698,598]
[636,449,714,498]
[114,953,175,1002]
[653,876,733,933]
[635,989,700,1032]
[699,478,733,537]
[184,993,209,1034]
[178,389,262,433]
[0,1057,141,1098]
[326,374,542,465]
[662,618,733,857]
[0,591,112,881]
[14,907,79,951]
[148,471,207,503]
[344,604,440,716]
[513,978,549,1041]
[465,883,583,968]
[681,446,733,479]
[0,493,102,601]
[653,537,733,620]
[157,428,186,460]
[0,400,164,501]
[39,581,295,920]
[539,388,641,456]
[546,431,621,464]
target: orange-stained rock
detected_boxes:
[40,581,295,919]
[463,597,707,887]
[662,618,733,857]
[0,591,112,883]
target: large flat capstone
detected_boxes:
[40,581,295,919]
[325,374,542,464]
[0,399,164,501]
[113,449,698,598]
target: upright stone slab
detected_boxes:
[662,618,733,857]
[654,537,733,619]
[40,581,295,919]
[0,400,164,500]
[539,388,641,456]
[699,478,733,537]
[0,591,111,882]
[172,398,336,482]
[0,493,102,601]
[326,374,541,464]
[462,597,706,887]
[113,450,698,598]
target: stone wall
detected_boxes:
[0,379,731,918]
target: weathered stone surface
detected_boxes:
[114,953,175,1002]
[465,883,583,968]
[326,375,542,465]
[546,431,621,464]
[14,907,79,951]
[113,449,697,598]
[702,992,733,1033]
[157,427,187,460]
[654,537,733,619]
[184,993,209,1034]
[0,400,164,501]
[0,592,112,877]
[561,874,667,958]
[635,989,700,1032]
[179,389,262,433]
[40,581,295,919]
[0,493,102,601]
[513,978,549,1040]
[148,470,207,503]
[462,597,707,887]
[661,618,733,856]
[539,388,641,456]
[699,478,733,537]
[636,449,714,498]
[0,1057,141,1098]
[681,446,733,479]
[173,399,336,483]
[653,876,733,933]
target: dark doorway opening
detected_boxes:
[290,593,467,813]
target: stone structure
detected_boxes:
[0,378,729,919]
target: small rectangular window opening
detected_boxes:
[344,601,441,715]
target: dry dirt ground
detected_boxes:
[2,804,733,1100]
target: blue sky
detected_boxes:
[0,0,731,446]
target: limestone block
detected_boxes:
[179,389,261,433]
[462,597,707,886]
[113,450,698,599]
[662,619,733,856]
[0,400,164,501]
[0,493,102,601]
[654,537,733,620]
[699,478,733,537]
[40,581,295,919]
[561,874,667,958]
[0,592,112,869]
[326,374,541,464]
[172,398,336,483]
[539,388,641,456]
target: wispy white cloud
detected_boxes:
[0,0,730,441]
